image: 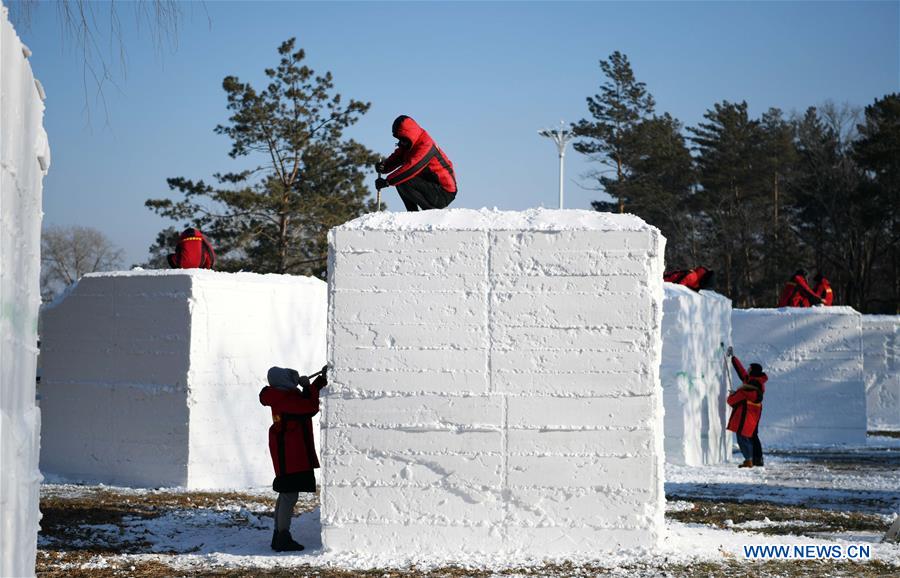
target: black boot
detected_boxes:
[271,530,304,552]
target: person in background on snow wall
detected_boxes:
[259,365,327,552]
[813,272,834,306]
[374,115,457,211]
[725,347,767,468]
[167,227,216,269]
[776,269,823,307]
[663,266,716,292]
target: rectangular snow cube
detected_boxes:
[323,208,666,561]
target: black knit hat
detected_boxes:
[749,363,764,376]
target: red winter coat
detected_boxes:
[814,277,834,306]
[259,375,326,477]
[382,116,457,194]
[168,228,216,269]
[776,274,819,307]
[727,356,766,437]
[664,267,709,291]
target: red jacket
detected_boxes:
[664,267,709,291]
[383,116,457,194]
[776,274,818,307]
[814,278,834,306]
[169,228,216,269]
[259,375,326,477]
[727,356,766,437]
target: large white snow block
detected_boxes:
[731,307,866,446]
[661,284,732,465]
[1,5,51,576]
[862,315,899,431]
[39,270,326,489]
[323,208,666,561]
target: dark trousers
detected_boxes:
[737,434,754,461]
[396,176,455,211]
[752,426,763,466]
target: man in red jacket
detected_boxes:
[663,266,715,291]
[259,365,327,551]
[813,272,834,306]
[375,115,457,211]
[726,348,767,468]
[166,227,216,269]
[776,269,823,307]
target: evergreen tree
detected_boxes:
[146,38,377,276]
[852,94,900,312]
[688,101,768,306]
[591,114,695,265]
[572,51,655,213]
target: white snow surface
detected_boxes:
[862,315,899,431]
[38,269,327,489]
[339,207,658,232]
[1,5,50,577]
[322,210,667,560]
[731,307,867,447]
[661,284,732,465]
[38,438,900,572]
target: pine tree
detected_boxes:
[145,38,377,276]
[688,101,769,305]
[853,94,900,312]
[572,51,655,213]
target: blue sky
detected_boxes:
[16,1,899,266]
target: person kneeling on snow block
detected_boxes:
[374,115,457,211]
[725,347,767,468]
[259,365,327,552]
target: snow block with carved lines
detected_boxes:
[731,307,866,446]
[322,208,666,560]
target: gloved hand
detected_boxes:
[375,177,389,190]
[321,365,328,384]
[375,161,386,174]
[726,346,734,357]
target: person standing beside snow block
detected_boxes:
[726,348,767,468]
[167,227,216,269]
[259,365,328,552]
[374,115,457,211]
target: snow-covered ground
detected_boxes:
[37,436,900,575]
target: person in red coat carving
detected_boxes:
[813,272,834,306]
[725,348,767,468]
[166,227,216,269]
[375,115,457,211]
[663,266,716,291]
[259,365,327,552]
[776,269,823,307]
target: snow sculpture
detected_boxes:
[322,208,666,559]
[731,307,866,446]
[661,284,732,465]
[39,270,326,489]
[1,6,51,576]
[862,315,899,432]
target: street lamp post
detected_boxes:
[538,121,575,209]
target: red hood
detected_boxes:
[392,115,424,145]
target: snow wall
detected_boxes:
[322,208,667,560]
[731,307,866,446]
[862,315,899,431]
[661,284,732,466]
[1,6,51,577]
[39,270,327,489]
